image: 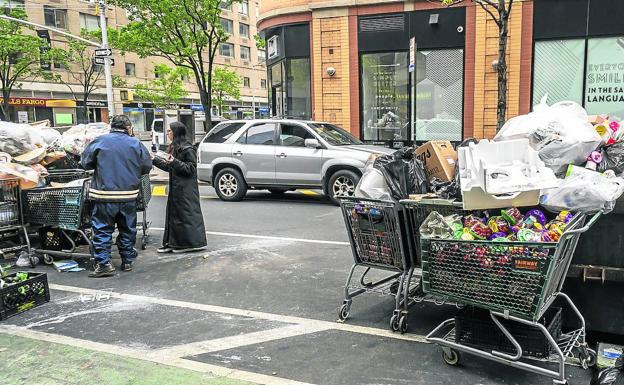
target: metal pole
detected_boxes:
[99,0,115,117]
[252,93,256,119]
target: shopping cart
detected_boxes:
[337,197,414,332]
[136,174,152,250]
[23,170,93,266]
[423,212,601,385]
[0,178,33,265]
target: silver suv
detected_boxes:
[197,119,393,204]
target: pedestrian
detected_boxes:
[81,115,152,277]
[152,121,207,253]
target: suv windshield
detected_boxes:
[307,123,362,146]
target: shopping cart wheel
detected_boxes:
[43,254,54,265]
[442,349,460,366]
[141,237,147,250]
[579,346,597,369]
[338,303,350,321]
[390,314,400,332]
[399,315,408,334]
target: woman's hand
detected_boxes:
[165,154,174,163]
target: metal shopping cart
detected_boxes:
[337,197,415,332]
[0,178,33,265]
[23,169,94,266]
[136,174,152,250]
[423,212,601,385]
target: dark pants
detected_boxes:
[91,201,138,266]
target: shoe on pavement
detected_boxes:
[157,247,173,253]
[171,247,207,254]
[120,262,133,272]
[89,262,115,278]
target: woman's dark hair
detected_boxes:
[168,121,189,154]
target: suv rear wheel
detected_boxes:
[215,168,247,202]
[328,170,360,205]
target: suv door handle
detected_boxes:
[276,153,287,158]
[233,151,243,156]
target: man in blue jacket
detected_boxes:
[82,115,152,277]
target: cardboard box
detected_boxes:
[415,141,457,182]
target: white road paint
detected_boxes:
[149,228,350,246]
[151,323,332,358]
[49,283,429,344]
[0,325,315,385]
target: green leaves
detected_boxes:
[134,64,190,108]
[211,66,240,113]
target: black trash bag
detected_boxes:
[598,141,624,176]
[373,147,427,201]
[591,355,624,385]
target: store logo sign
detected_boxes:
[267,35,279,60]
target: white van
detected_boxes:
[151,112,227,150]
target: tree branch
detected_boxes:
[477,0,502,28]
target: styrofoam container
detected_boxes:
[460,187,540,210]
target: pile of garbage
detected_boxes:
[0,121,109,188]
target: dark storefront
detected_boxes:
[358,8,466,146]
[264,23,312,120]
[532,0,624,120]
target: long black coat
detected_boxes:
[153,144,207,248]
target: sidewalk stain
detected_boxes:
[0,334,255,385]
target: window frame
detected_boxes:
[79,12,101,31]
[243,77,250,88]
[240,45,251,61]
[219,42,234,57]
[238,0,249,15]
[125,62,136,76]
[239,22,250,38]
[236,122,277,145]
[220,18,233,34]
[44,6,68,29]
[260,79,267,89]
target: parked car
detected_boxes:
[197,119,393,204]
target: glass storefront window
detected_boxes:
[124,108,146,132]
[361,52,409,141]
[414,49,464,141]
[585,36,624,120]
[533,39,585,105]
[285,58,311,119]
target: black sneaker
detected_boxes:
[89,262,116,278]
[120,262,133,272]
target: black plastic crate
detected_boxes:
[455,306,562,358]
[0,272,50,320]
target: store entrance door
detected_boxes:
[272,86,284,117]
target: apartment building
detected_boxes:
[2,0,268,135]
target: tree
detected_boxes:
[111,0,237,129]
[439,0,515,130]
[211,66,240,115]
[133,64,190,109]
[0,8,63,121]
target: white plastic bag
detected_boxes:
[495,96,602,175]
[540,171,624,213]
[0,121,44,155]
[40,128,62,146]
[60,123,110,155]
[355,168,393,201]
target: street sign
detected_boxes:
[409,37,416,73]
[93,57,114,66]
[95,48,112,57]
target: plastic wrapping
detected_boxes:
[0,121,44,156]
[0,162,41,189]
[40,128,62,146]
[60,123,110,155]
[598,141,624,176]
[354,168,393,201]
[540,171,624,213]
[494,96,602,175]
[591,356,624,385]
[373,147,428,201]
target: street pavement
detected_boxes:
[0,186,596,385]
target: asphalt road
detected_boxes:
[1,186,596,385]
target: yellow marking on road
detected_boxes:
[299,189,319,196]
[152,185,167,197]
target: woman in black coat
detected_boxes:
[152,122,207,253]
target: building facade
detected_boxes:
[258,0,624,146]
[2,0,268,136]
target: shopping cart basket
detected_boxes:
[337,197,414,332]
[424,212,601,384]
[23,170,93,266]
[0,178,33,265]
[136,174,152,250]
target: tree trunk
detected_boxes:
[1,90,11,122]
[496,3,509,131]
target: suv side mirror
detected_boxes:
[305,138,321,149]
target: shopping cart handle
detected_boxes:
[563,212,602,236]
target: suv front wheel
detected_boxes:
[328,170,360,205]
[215,168,247,202]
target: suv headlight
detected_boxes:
[365,153,380,169]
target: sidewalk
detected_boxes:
[0,334,254,385]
